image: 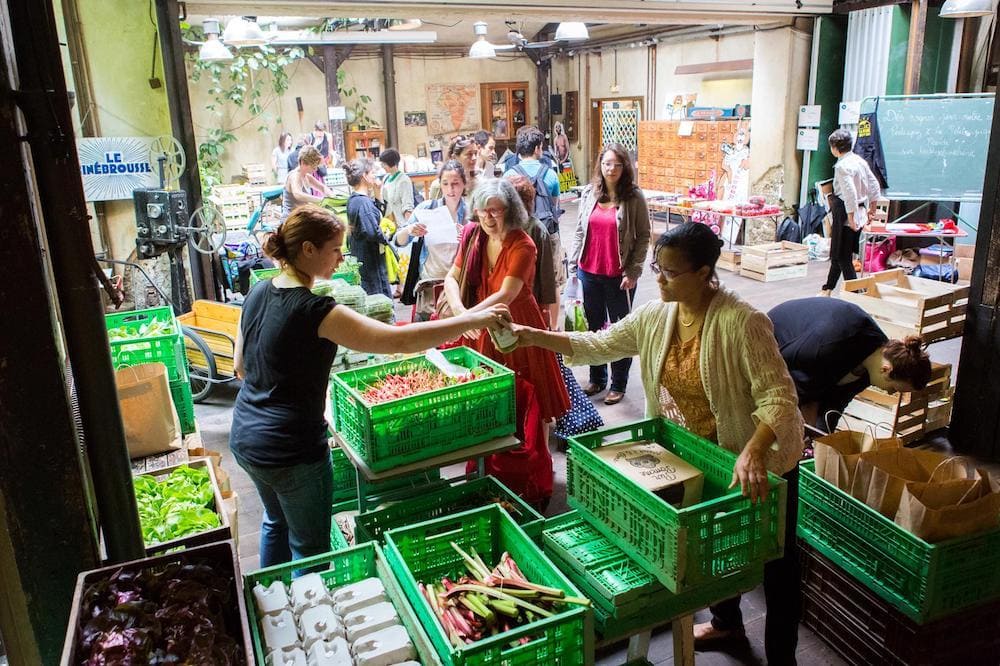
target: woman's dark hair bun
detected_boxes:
[902,335,924,354]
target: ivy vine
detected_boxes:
[183,24,305,191]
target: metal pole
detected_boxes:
[7,0,144,562]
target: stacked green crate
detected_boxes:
[106,306,195,435]
[542,511,761,640]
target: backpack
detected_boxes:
[512,164,559,234]
[777,215,803,243]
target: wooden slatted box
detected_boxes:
[739,241,808,282]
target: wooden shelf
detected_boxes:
[344,129,386,162]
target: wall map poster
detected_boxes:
[426,84,480,135]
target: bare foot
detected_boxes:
[693,621,746,644]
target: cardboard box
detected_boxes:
[594,441,704,507]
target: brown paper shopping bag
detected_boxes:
[115,363,182,459]
[814,417,901,492]
[850,448,964,518]
[895,473,1000,543]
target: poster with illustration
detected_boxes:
[665,93,698,120]
[720,121,750,202]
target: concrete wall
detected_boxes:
[550,27,811,204]
[68,0,172,263]
[187,52,539,183]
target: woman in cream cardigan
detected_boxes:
[510,222,804,665]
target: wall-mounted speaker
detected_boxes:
[550,94,563,115]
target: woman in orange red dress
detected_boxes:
[443,178,569,508]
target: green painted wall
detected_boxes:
[886,5,910,95]
[807,15,848,194]
[921,8,956,93]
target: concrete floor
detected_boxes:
[193,200,963,665]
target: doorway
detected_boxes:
[588,96,644,169]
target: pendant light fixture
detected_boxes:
[940,0,994,17]
[469,21,496,59]
[198,19,233,61]
[555,22,589,41]
[222,16,267,47]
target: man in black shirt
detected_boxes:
[769,297,931,431]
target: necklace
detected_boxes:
[678,308,701,328]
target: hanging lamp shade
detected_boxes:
[199,19,233,61]
[940,0,994,17]
[555,22,589,41]
[222,16,266,46]
[469,21,496,59]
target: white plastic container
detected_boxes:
[343,602,399,643]
[352,625,416,666]
[261,609,301,653]
[254,580,292,617]
[266,647,308,666]
[331,578,386,616]
[299,603,346,649]
[290,573,331,614]
[306,637,353,666]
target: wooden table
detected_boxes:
[858,227,967,277]
[406,171,438,200]
[333,433,521,513]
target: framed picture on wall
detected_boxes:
[417,143,428,158]
[565,91,578,143]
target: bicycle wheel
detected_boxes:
[182,326,216,403]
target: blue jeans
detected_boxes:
[578,269,636,392]
[235,451,333,571]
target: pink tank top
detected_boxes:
[580,203,621,277]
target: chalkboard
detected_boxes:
[859,94,994,202]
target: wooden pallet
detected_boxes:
[836,269,969,345]
[739,241,808,282]
[837,362,954,444]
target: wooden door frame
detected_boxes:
[588,95,644,172]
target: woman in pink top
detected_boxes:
[570,143,651,405]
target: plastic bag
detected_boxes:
[564,301,588,332]
[803,233,830,261]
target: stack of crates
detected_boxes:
[241,163,267,185]
[105,306,195,435]
[542,511,761,639]
[797,458,1000,662]
[210,184,251,230]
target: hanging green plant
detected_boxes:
[182,23,304,191]
[337,69,377,130]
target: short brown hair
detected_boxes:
[828,129,854,154]
[504,173,535,213]
[298,145,323,168]
[262,204,344,266]
[884,336,932,390]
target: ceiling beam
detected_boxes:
[186,1,832,25]
[674,58,753,74]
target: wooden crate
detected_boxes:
[836,269,969,344]
[177,300,240,378]
[241,162,267,185]
[718,248,742,272]
[837,362,953,444]
[739,241,808,282]
[133,458,231,555]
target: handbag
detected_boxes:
[553,354,604,441]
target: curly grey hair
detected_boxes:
[471,178,530,231]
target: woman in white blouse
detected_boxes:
[509,222,803,665]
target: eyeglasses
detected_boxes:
[481,206,506,218]
[649,262,693,279]
[602,161,624,170]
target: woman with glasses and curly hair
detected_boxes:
[569,142,651,405]
[508,221,803,664]
[443,178,569,509]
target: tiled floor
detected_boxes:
[194,201,963,664]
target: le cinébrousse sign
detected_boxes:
[77,137,159,201]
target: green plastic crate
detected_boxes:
[243,543,441,665]
[169,377,196,435]
[355,476,545,545]
[248,267,280,288]
[105,306,187,383]
[330,517,350,551]
[331,445,443,504]
[250,263,361,289]
[797,459,1000,623]
[567,418,786,594]
[384,506,594,666]
[330,347,516,473]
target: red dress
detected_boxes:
[458,228,570,420]
[456,228,569,506]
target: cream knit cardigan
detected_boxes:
[565,288,803,475]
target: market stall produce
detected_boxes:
[133,459,229,554]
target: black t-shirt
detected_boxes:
[768,297,887,414]
[230,281,337,466]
